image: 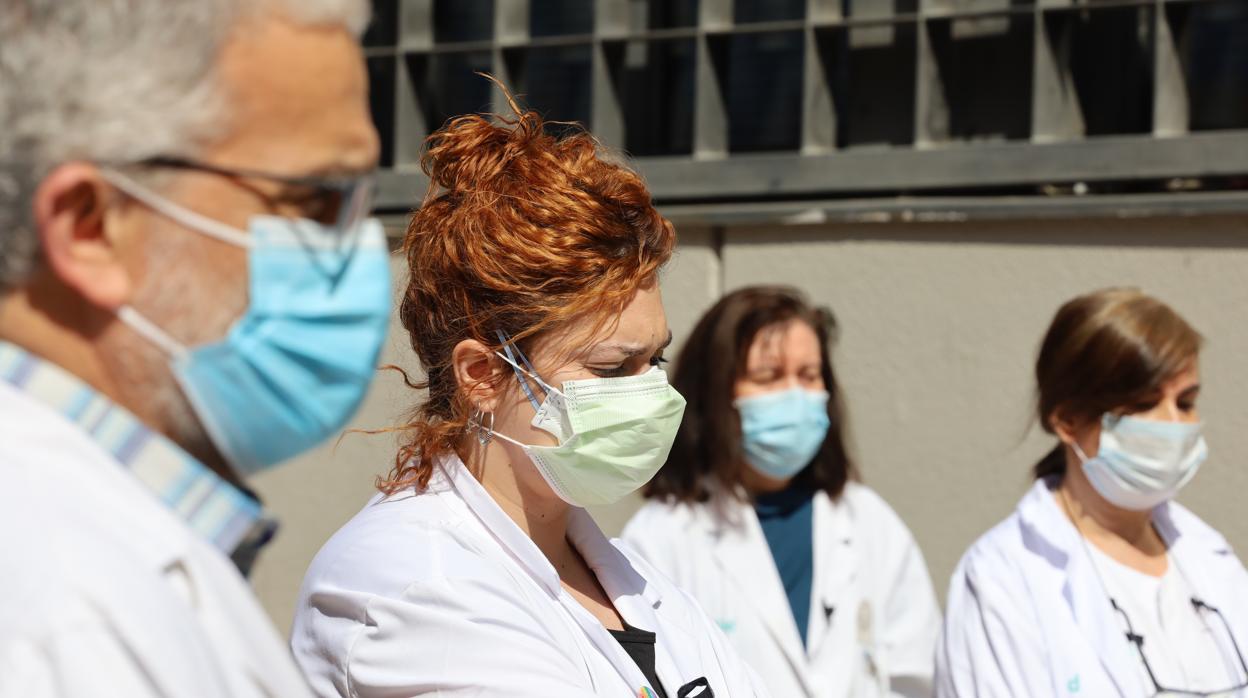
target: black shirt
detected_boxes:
[609,623,669,698]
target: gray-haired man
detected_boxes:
[0,2,389,695]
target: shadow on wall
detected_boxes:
[724,213,1248,251]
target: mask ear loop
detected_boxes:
[494,330,562,411]
[468,408,494,447]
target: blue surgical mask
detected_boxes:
[104,171,391,476]
[735,388,831,481]
[1072,413,1208,511]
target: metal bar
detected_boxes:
[376,169,1248,224]
[1153,0,1189,136]
[376,131,1248,207]
[624,131,1248,199]
[915,19,949,147]
[392,54,426,168]
[654,190,1248,225]
[801,26,837,155]
[693,33,728,159]
[398,0,432,51]
[1031,7,1084,142]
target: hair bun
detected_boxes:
[420,76,549,197]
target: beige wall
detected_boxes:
[250,213,1248,633]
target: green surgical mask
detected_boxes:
[481,335,687,507]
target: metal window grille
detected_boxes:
[364,0,1248,215]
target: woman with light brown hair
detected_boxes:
[289,92,768,697]
[937,288,1248,697]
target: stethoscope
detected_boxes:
[1060,487,1248,697]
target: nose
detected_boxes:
[1159,399,1182,422]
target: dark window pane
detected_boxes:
[610,39,697,156]
[735,0,806,23]
[717,31,805,153]
[419,51,495,129]
[508,44,594,128]
[821,24,916,147]
[1047,7,1154,136]
[366,56,396,167]
[844,0,917,18]
[636,0,698,28]
[1171,0,1248,131]
[531,0,594,37]
[929,17,1033,142]
[363,0,398,47]
[434,0,494,43]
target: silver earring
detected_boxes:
[469,408,494,447]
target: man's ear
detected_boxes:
[452,338,506,413]
[33,162,133,310]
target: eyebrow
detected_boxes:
[592,330,674,359]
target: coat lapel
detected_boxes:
[805,491,855,660]
[569,508,705,693]
[710,496,813,694]
[1018,479,1145,696]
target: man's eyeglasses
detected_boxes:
[135,155,377,236]
[1110,596,1248,697]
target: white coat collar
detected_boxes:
[709,490,817,694]
[1015,476,1236,695]
[0,341,271,564]
[440,454,662,611]
[441,454,690,694]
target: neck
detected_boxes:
[0,280,237,485]
[462,436,575,568]
[1059,448,1160,551]
[0,279,122,403]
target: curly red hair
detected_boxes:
[379,86,676,494]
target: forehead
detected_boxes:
[210,16,377,171]
[1163,362,1201,390]
[534,283,668,360]
[747,320,821,366]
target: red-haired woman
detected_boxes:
[289,96,769,698]
[937,289,1248,697]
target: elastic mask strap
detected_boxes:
[100,169,253,249]
[484,426,530,450]
[1070,440,1090,464]
[495,330,560,411]
[116,306,189,360]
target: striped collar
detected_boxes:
[0,341,275,573]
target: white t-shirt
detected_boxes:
[1088,545,1246,694]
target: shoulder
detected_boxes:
[1165,500,1235,550]
[947,507,1037,601]
[0,449,176,652]
[839,482,908,529]
[623,497,711,538]
[298,485,503,605]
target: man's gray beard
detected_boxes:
[101,234,248,468]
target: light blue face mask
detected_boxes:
[1073,413,1208,511]
[104,171,392,476]
[735,387,831,481]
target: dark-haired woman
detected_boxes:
[937,288,1248,697]
[623,286,940,698]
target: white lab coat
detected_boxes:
[622,483,941,698]
[291,454,771,698]
[936,477,1248,697]
[0,380,312,697]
